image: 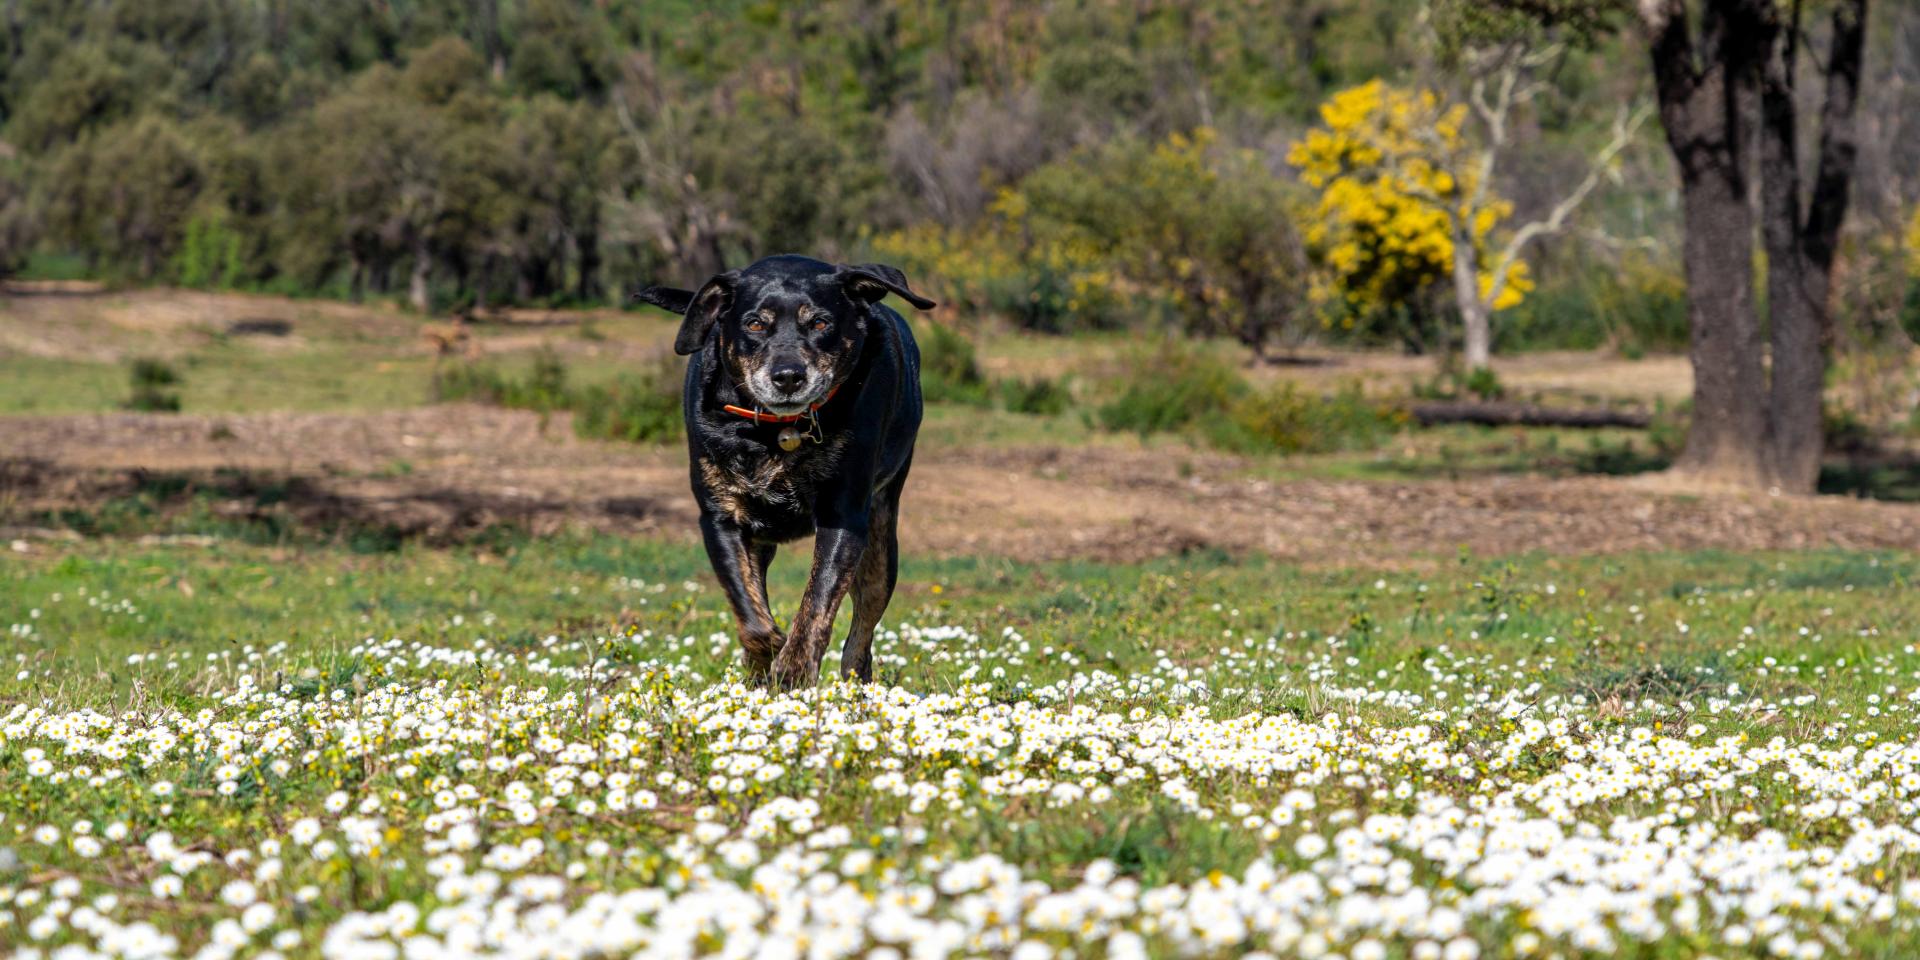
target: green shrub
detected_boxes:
[1497,254,1690,355]
[573,357,684,444]
[1414,365,1506,401]
[917,320,991,407]
[997,375,1073,416]
[1208,382,1404,455]
[1462,366,1504,400]
[1093,345,1403,455]
[433,348,684,445]
[125,357,182,412]
[507,346,571,412]
[871,129,1304,343]
[1647,398,1688,460]
[434,347,570,410]
[432,361,511,404]
[1097,347,1246,436]
[172,214,247,289]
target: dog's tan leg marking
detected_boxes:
[774,575,855,688]
[732,544,784,680]
[771,529,864,690]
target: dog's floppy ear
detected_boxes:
[838,262,937,310]
[635,286,694,315]
[672,272,738,356]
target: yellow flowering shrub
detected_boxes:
[1288,80,1532,333]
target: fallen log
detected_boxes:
[1410,401,1652,429]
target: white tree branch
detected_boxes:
[1482,101,1653,309]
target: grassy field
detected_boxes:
[8,287,1920,956]
[0,289,680,416]
[7,532,1920,956]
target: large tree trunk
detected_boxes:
[1758,49,1819,493]
[1648,0,1774,489]
[1675,158,1772,487]
[1639,0,1867,493]
[1758,0,1867,494]
[1451,221,1492,370]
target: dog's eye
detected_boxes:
[744,319,767,333]
[811,319,830,332]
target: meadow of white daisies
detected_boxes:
[5,541,1920,960]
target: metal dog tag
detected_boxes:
[777,426,803,451]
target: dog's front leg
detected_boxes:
[699,512,784,681]
[771,513,867,690]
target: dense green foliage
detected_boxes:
[0,0,1413,312]
[1,0,1916,357]
[913,320,990,406]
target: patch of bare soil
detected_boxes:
[3,406,1915,564]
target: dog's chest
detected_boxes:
[699,434,850,529]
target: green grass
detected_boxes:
[0,358,129,413]
[15,251,93,282]
[8,533,1920,955]
[0,346,436,414]
[7,535,1914,731]
[0,294,682,415]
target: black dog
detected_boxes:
[638,255,935,687]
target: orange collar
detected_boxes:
[720,384,840,424]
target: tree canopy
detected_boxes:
[0,0,1914,364]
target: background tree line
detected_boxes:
[1,0,1919,492]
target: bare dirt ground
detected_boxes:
[4,406,1914,566]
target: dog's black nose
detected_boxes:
[769,364,807,394]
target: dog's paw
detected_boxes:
[770,653,820,691]
[740,627,787,662]
[839,648,874,684]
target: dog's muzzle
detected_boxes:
[746,363,830,416]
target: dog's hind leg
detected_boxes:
[840,489,900,683]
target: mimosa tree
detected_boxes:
[1292,66,1647,371]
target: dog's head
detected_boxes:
[638,255,935,416]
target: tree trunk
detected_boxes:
[479,0,505,82]
[1674,165,1773,488]
[1647,0,1775,489]
[1636,0,1867,493]
[408,236,432,313]
[474,254,491,312]
[1758,0,1867,494]
[576,218,601,304]
[1452,221,1491,370]
[1758,12,1818,492]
